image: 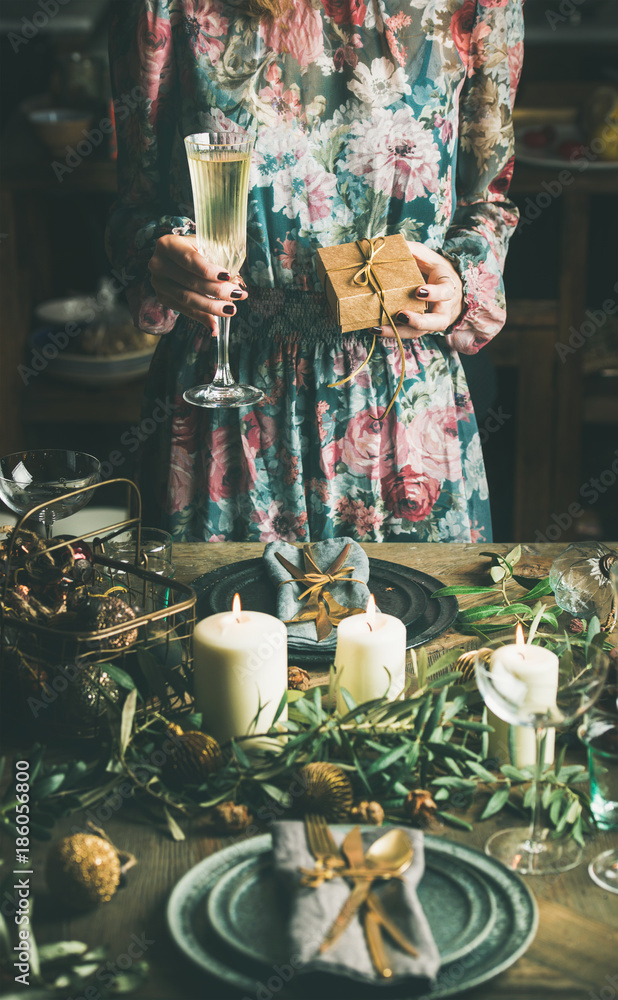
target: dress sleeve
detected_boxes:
[441,0,525,355]
[106,0,193,334]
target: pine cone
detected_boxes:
[404,789,438,827]
[288,666,310,690]
[569,618,586,635]
[209,801,253,833]
[350,800,384,826]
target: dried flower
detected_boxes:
[209,801,253,833]
[404,789,438,827]
[350,800,384,826]
[569,618,586,635]
[288,666,311,690]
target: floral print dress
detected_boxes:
[107,0,524,542]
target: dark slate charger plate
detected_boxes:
[191,558,458,665]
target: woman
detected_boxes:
[107,0,524,542]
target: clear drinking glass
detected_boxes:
[475,633,609,874]
[183,130,263,408]
[0,450,101,538]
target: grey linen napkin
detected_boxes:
[263,537,371,648]
[271,821,441,991]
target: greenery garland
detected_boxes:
[0,546,610,850]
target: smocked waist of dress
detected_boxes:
[229,286,374,347]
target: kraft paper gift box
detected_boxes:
[315,234,426,334]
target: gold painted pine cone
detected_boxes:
[453,647,492,683]
[164,723,223,787]
[209,801,253,833]
[296,762,354,822]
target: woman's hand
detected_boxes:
[372,241,463,339]
[148,234,248,333]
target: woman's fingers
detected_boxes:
[149,233,248,328]
[154,275,238,328]
[149,252,247,301]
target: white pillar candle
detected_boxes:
[487,636,559,768]
[192,595,287,744]
[335,596,406,713]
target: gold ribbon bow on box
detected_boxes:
[275,543,366,642]
[322,236,414,419]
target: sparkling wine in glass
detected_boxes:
[0,450,101,538]
[475,627,609,875]
[183,131,264,408]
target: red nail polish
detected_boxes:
[218,271,231,281]
[396,312,410,324]
[223,304,235,315]
[417,287,429,298]
[370,326,383,334]
[230,289,243,299]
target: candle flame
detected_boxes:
[515,623,525,646]
[366,593,376,631]
[232,593,242,622]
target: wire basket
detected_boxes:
[0,480,196,740]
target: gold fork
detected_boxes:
[305,813,347,877]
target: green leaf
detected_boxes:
[120,688,137,757]
[457,605,512,622]
[481,784,511,820]
[261,783,292,807]
[231,739,251,769]
[436,811,474,831]
[32,773,66,798]
[539,611,560,629]
[101,662,136,691]
[500,764,531,782]
[37,941,88,963]
[424,688,447,741]
[550,791,565,825]
[366,744,408,775]
[466,760,497,783]
[523,577,553,600]
[163,805,185,841]
[505,544,522,567]
[273,689,288,725]
[431,585,498,597]
[490,565,506,583]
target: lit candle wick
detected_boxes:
[232,592,242,624]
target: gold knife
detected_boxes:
[319,826,375,953]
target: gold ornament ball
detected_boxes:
[46,834,121,910]
[164,723,223,787]
[297,762,353,822]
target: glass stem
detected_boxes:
[211,315,235,388]
[528,725,547,850]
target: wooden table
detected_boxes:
[4,542,618,1000]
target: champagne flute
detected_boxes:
[475,630,609,875]
[183,131,264,408]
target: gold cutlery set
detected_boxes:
[302,813,419,978]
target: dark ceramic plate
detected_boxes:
[191,559,458,665]
[167,830,538,1000]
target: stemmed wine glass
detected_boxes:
[0,450,101,538]
[578,558,618,893]
[183,130,264,408]
[475,628,609,875]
